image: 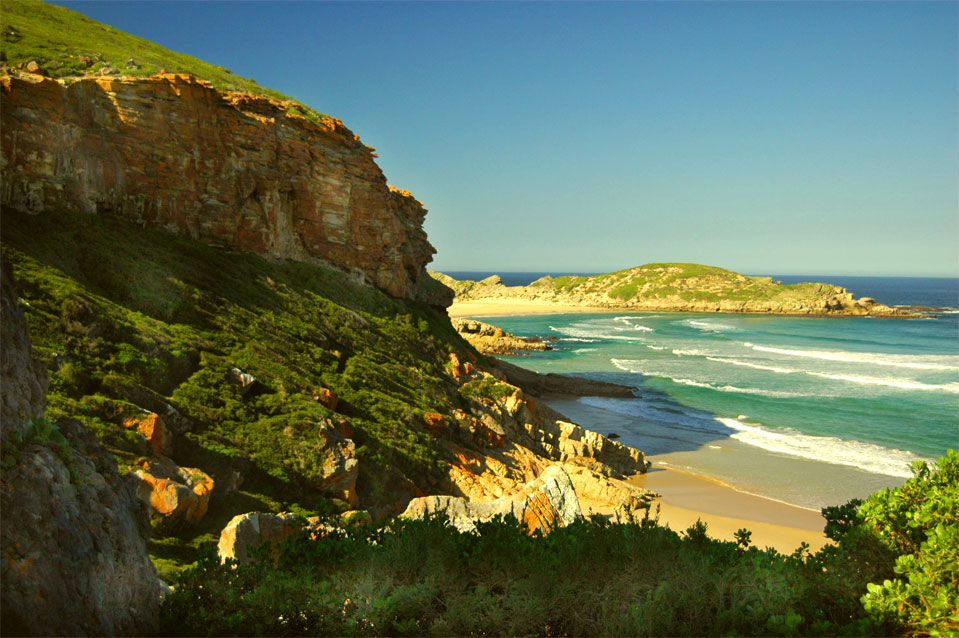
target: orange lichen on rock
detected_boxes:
[121,412,172,455]
[313,387,339,411]
[131,456,213,530]
[422,411,447,437]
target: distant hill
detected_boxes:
[432,263,914,316]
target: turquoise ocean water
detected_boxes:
[469,287,958,510]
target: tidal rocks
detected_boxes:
[452,318,554,355]
[217,511,301,565]
[402,465,582,534]
[130,456,214,532]
[0,72,443,303]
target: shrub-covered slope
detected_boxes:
[161,451,958,637]
[2,210,472,576]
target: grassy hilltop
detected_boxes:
[0,0,325,120]
[435,262,907,315]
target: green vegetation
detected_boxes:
[160,451,957,636]
[2,209,476,578]
[0,0,325,119]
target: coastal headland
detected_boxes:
[434,264,924,317]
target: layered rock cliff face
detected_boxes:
[0,261,160,636]
[0,71,449,305]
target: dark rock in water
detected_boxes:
[608,432,621,440]
[0,258,160,635]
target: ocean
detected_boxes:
[458,274,959,510]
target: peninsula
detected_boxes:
[434,263,919,317]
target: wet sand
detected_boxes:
[626,463,830,553]
[448,299,614,317]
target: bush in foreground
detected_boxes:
[160,451,957,637]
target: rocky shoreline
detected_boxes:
[435,267,925,318]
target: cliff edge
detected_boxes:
[1,70,451,306]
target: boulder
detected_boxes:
[313,419,359,506]
[130,456,214,532]
[312,386,338,411]
[228,367,256,396]
[402,465,582,534]
[122,411,173,455]
[217,512,301,565]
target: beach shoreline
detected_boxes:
[447,299,926,319]
[623,463,830,554]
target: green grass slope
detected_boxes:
[1,210,474,579]
[1,0,324,118]
[531,262,833,303]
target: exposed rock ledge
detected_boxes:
[494,359,636,399]
[453,318,555,355]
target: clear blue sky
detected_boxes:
[58,1,958,277]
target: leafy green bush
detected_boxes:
[858,451,959,636]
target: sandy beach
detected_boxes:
[626,463,830,553]
[538,403,833,554]
[448,299,614,317]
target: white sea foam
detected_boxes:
[687,320,736,332]
[669,378,806,398]
[745,343,958,371]
[672,348,709,357]
[613,316,655,332]
[572,348,598,353]
[809,372,959,394]
[559,337,600,343]
[717,418,927,479]
[706,357,797,374]
[551,325,646,342]
[580,397,929,478]
[646,345,666,351]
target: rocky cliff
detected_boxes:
[0,70,450,305]
[0,260,161,635]
[434,264,916,316]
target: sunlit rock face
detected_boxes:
[1,72,447,304]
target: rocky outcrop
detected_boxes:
[494,359,636,398]
[434,264,918,317]
[0,260,47,442]
[131,455,214,532]
[217,511,301,565]
[403,465,582,534]
[122,410,173,455]
[290,418,359,506]
[0,261,160,635]
[425,361,656,518]
[452,318,554,355]
[0,71,448,304]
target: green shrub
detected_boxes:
[859,451,959,636]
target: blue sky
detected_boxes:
[59,1,957,276]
